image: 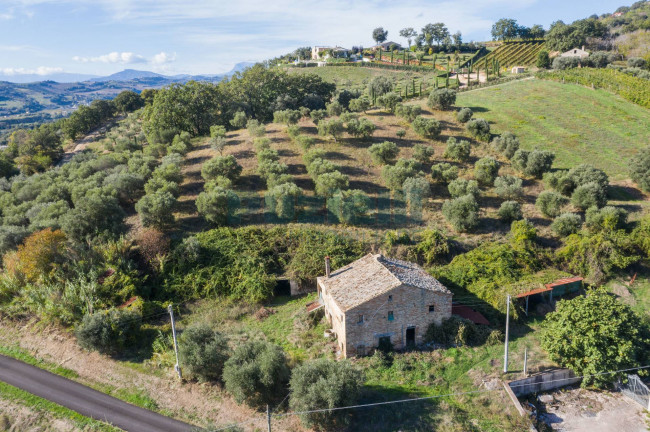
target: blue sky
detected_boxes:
[0,0,623,77]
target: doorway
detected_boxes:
[406,327,416,346]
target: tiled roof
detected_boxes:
[318,254,451,311]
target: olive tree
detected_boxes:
[265,182,302,220]
[289,359,364,430]
[448,178,479,198]
[427,88,456,110]
[442,194,479,232]
[551,213,583,236]
[411,116,441,140]
[494,175,523,200]
[317,119,345,142]
[629,146,650,192]
[443,137,471,162]
[179,324,230,382]
[381,159,422,191]
[491,132,520,159]
[431,163,458,183]
[223,341,290,407]
[327,189,370,225]
[413,144,435,164]
[136,191,177,229]
[196,187,240,225]
[474,157,499,186]
[368,141,399,165]
[466,118,491,142]
[201,155,243,182]
[536,190,568,218]
[315,171,349,198]
[456,107,473,123]
[498,201,523,222]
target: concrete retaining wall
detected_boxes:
[508,369,581,397]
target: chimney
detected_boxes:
[325,256,331,278]
[582,45,585,51]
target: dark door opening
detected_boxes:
[406,327,416,346]
[274,279,291,297]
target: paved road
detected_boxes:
[0,354,197,432]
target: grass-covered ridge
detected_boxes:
[456,78,650,179]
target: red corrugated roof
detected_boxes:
[544,276,583,289]
[452,305,490,326]
[514,286,553,298]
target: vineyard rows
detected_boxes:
[482,41,546,67]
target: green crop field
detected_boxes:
[456,78,650,180]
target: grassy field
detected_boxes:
[456,78,650,180]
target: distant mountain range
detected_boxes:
[0,62,256,141]
[0,62,255,84]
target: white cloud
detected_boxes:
[0,66,63,75]
[72,51,146,64]
[151,51,176,65]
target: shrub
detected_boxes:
[425,316,498,347]
[498,201,523,222]
[368,75,393,96]
[427,88,457,110]
[442,194,479,232]
[431,163,459,183]
[309,109,327,125]
[629,146,650,192]
[466,118,491,142]
[567,164,609,192]
[448,178,479,198]
[0,225,29,256]
[295,135,315,150]
[377,93,402,113]
[537,50,551,69]
[315,171,349,198]
[317,118,345,142]
[536,190,568,218]
[303,148,327,166]
[2,228,67,283]
[222,341,290,408]
[491,132,520,159]
[494,175,523,200]
[348,97,371,113]
[327,189,370,225]
[512,149,555,178]
[395,104,421,122]
[412,144,435,164]
[456,107,473,123]
[307,158,336,179]
[246,119,266,137]
[381,159,421,191]
[287,125,301,139]
[179,324,230,382]
[540,288,649,388]
[326,101,343,117]
[571,182,607,210]
[552,56,580,70]
[253,137,271,152]
[201,155,242,182]
[273,109,301,125]
[474,157,499,186]
[368,141,399,165]
[411,116,441,139]
[210,125,227,138]
[627,57,647,69]
[551,213,583,236]
[258,160,288,180]
[210,136,227,155]
[403,176,430,216]
[346,118,376,139]
[61,194,126,242]
[196,187,240,225]
[289,359,364,430]
[266,182,302,220]
[230,111,248,129]
[395,129,406,138]
[75,309,141,354]
[135,191,177,229]
[414,229,449,265]
[443,137,471,162]
[585,206,627,232]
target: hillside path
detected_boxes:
[0,354,197,432]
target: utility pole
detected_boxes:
[168,304,182,380]
[266,404,272,432]
[503,294,511,374]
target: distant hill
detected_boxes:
[0,72,99,84]
[88,69,167,82]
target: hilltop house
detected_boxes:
[317,254,452,357]
[311,46,350,60]
[560,46,590,59]
[372,41,402,51]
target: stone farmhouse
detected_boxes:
[317,253,452,357]
[560,46,590,59]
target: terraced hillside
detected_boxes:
[482,40,546,67]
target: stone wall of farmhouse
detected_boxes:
[318,282,451,357]
[342,285,451,356]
